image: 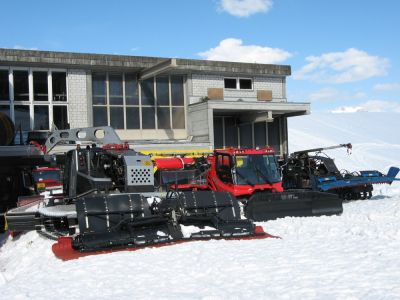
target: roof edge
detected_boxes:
[0,48,291,76]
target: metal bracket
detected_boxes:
[45,127,122,153]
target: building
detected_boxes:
[0,48,310,155]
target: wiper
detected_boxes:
[235,169,255,187]
[251,163,271,184]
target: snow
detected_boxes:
[1,112,400,299]
[180,225,217,238]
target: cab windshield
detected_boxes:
[234,154,280,185]
[32,170,61,183]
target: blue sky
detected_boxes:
[1,0,399,112]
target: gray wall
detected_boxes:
[187,102,211,143]
[189,73,286,104]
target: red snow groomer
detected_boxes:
[31,167,62,194]
[153,147,343,221]
[4,127,271,261]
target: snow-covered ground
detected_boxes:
[1,112,400,300]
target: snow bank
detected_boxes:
[0,112,399,299]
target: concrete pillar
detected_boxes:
[67,69,89,128]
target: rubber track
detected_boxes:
[52,226,279,261]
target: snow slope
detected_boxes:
[288,112,400,175]
[1,112,400,300]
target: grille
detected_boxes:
[128,167,153,185]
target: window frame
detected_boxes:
[92,73,186,131]
[224,77,237,90]
[239,78,253,90]
[0,67,69,131]
[223,77,253,91]
[0,68,10,101]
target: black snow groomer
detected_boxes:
[282,143,400,200]
[4,127,271,261]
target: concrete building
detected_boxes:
[0,48,310,155]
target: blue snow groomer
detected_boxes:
[282,143,400,200]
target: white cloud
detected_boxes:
[308,88,366,102]
[332,100,400,113]
[13,45,38,50]
[294,48,390,84]
[219,0,273,17]
[198,38,292,64]
[373,83,400,91]
[331,106,366,113]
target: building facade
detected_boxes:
[0,49,310,155]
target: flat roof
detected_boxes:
[0,48,291,76]
[189,100,310,117]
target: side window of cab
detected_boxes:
[216,154,233,183]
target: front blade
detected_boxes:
[245,190,343,221]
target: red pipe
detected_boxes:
[154,157,196,170]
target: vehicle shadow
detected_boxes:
[0,232,9,248]
[370,195,392,200]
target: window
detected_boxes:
[14,71,29,101]
[157,107,170,129]
[53,106,69,129]
[170,76,185,129]
[109,74,123,105]
[156,76,170,129]
[142,107,155,129]
[142,75,186,130]
[125,73,139,105]
[1,69,68,131]
[156,76,169,106]
[0,70,9,100]
[141,78,155,106]
[239,78,252,90]
[14,105,30,130]
[126,107,140,129]
[92,74,106,105]
[171,76,184,106]
[216,154,233,183]
[50,71,68,129]
[224,78,236,89]
[93,106,107,127]
[52,72,67,101]
[92,73,141,129]
[33,71,48,101]
[110,107,124,129]
[34,105,49,130]
[92,73,186,131]
[0,105,10,117]
[92,73,109,127]
[108,74,124,130]
[140,78,155,129]
[172,107,185,129]
[224,77,252,90]
[125,73,139,129]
